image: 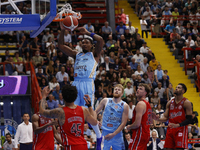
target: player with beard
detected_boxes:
[84,84,129,150]
[58,23,104,149]
[152,83,193,150]
[126,83,152,150]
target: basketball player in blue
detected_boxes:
[58,23,103,149]
[84,84,129,150]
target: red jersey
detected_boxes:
[59,106,86,147]
[168,97,187,124]
[33,113,54,150]
[129,100,152,150]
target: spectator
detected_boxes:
[134,75,145,91]
[29,37,40,57]
[143,7,153,30]
[164,20,175,42]
[140,42,149,55]
[153,113,166,139]
[110,72,120,88]
[57,51,68,64]
[5,57,18,75]
[106,66,114,80]
[124,81,135,101]
[140,57,149,73]
[170,28,179,42]
[136,0,146,15]
[124,29,132,41]
[132,28,139,41]
[83,20,94,33]
[39,77,48,90]
[188,132,196,150]
[59,76,70,89]
[151,91,160,106]
[117,34,126,48]
[47,94,58,109]
[94,20,101,35]
[172,34,185,59]
[155,103,164,115]
[13,52,23,63]
[188,111,199,135]
[149,56,159,71]
[14,113,32,150]
[159,74,169,89]
[135,34,144,49]
[126,65,133,78]
[95,86,103,100]
[2,50,10,62]
[151,0,160,14]
[84,134,93,149]
[54,59,62,73]
[162,6,172,25]
[140,15,148,38]
[149,124,159,138]
[56,93,65,107]
[126,21,135,35]
[166,83,174,101]
[142,73,151,87]
[146,50,155,63]
[124,133,133,145]
[119,8,126,24]
[154,64,164,83]
[3,133,15,149]
[100,74,110,91]
[133,49,144,64]
[127,100,135,124]
[75,40,83,53]
[36,68,45,84]
[52,85,61,100]
[171,8,179,25]
[106,34,116,49]
[101,56,113,72]
[49,76,59,91]
[147,131,161,150]
[116,21,126,39]
[155,82,166,99]
[64,30,72,45]
[134,65,144,76]
[120,71,131,88]
[55,66,69,82]
[47,44,57,61]
[19,35,29,57]
[84,123,92,138]
[32,50,44,67]
[45,60,54,81]
[42,30,52,51]
[176,22,184,35]
[101,21,112,42]
[146,66,154,84]
[96,65,106,81]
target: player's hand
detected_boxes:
[126,125,131,130]
[50,119,58,126]
[168,123,180,128]
[105,133,115,141]
[152,112,159,121]
[59,22,65,30]
[42,86,51,98]
[98,121,102,128]
[78,27,90,35]
[83,95,92,107]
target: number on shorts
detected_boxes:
[71,123,81,137]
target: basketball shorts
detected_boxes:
[102,130,125,150]
[128,127,150,150]
[72,79,94,107]
[164,126,188,149]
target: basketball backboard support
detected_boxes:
[0,0,56,38]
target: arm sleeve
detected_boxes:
[179,115,193,127]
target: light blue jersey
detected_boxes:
[72,52,98,106]
[101,98,125,150]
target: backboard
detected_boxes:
[0,0,56,38]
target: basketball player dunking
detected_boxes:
[153,83,193,150]
[39,85,98,150]
[127,83,152,150]
[58,22,103,148]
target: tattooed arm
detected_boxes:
[39,87,65,126]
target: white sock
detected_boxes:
[91,124,101,138]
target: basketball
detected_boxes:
[62,16,79,31]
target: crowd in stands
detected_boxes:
[1,0,200,149]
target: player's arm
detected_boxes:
[84,95,97,118]
[39,87,65,125]
[157,100,170,122]
[32,114,57,134]
[58,23,78,59]
[95,98,107,115]
[83,107,98,126]
[127,101,146,130]
[53,125,62,144]
[105,103,129,141]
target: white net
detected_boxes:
[54,3,82,21]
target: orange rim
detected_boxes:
[53,13,82,22]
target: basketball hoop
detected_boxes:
[54,3,82,22]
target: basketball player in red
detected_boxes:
[32,102,62,150]
[126,83,152,150]
[39,85,98,150]
[153,83,193,150]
